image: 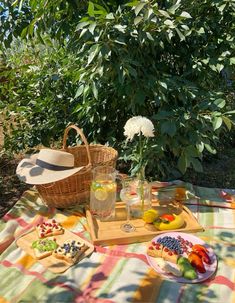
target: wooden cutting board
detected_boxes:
[16,229,94,273]
[86,201,204,246]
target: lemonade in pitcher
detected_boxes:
[90,167,117,221]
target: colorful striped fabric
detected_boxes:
[0,184,234,303]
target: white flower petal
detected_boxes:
[124,116,154,140]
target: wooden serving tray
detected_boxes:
[86,201,204,246]
[16,229,94,273]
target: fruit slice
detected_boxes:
[143,209,159,223]
[94,188,108,201]
[192,244,209,253]
[177,256,198,280]
[192,246,211,264]
[188,251,206,273]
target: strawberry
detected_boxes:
[188,251,206,273]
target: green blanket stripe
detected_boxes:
[0,265,35,300]
[0,243,19,261]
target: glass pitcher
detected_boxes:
[90,166,117,221]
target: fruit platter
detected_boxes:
[16,219,94,273]
[146,232,217,283]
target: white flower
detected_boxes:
[124,116,154,141]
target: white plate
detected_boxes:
[146,232,218,283]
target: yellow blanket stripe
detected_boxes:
[16,254,36,270]
[133,268,163,302]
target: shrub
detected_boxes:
[0,0,235,180]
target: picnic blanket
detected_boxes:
[0,183,234,303]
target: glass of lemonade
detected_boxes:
[90,166,117,221]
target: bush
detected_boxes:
[0,0,235,180]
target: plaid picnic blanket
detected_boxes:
[0,182,234,303]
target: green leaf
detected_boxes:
[18,0,24,11]
[28,21,35,36]
[158,10,171,18]
[212,116,223,130]
[76,22,90,31]
[197,27,205,34]
[175,28,185,41]
[88,23,96,34]
[79,28,88,38]
[218,3,226,12]
[185,145,199,158]
[214,98,225,108]
[190,158,203,173]
[88,2,95,17]
[178,154,187,173]
[127,65,137,77]
[92,81,98,99]
[196,142,204,153]
[21,26,28,38]
[87,45,100,65]
[145,8,153,19]
[114,25,126,33]
[159,81,167,89]
[146,32,154,41]
[222,116,232,131]
[75,85,84,98]
[134,16,143,25]
[161,121,176,137]
[164,19,174,28]
[229,57,235,65]
[106,13,115,19]
[225,110,235,114]
[168,0,181,14]
[205,144,216,154]
[180,11,192,18]
[135,2,146,16]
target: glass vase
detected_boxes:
[129,179,152,218]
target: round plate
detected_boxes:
[146,232,218,283]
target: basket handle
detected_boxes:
[62,125,92,166]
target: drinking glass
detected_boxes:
[120,178,138,233]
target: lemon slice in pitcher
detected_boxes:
[94,187,108,201]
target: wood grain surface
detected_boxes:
[86,201,204,246]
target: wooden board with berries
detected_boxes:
[16,219,94,273]
[146,232,217,283]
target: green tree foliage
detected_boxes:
[0,0,235,179]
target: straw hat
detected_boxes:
[16,149,84,185]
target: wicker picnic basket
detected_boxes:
[36,125,118,208]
